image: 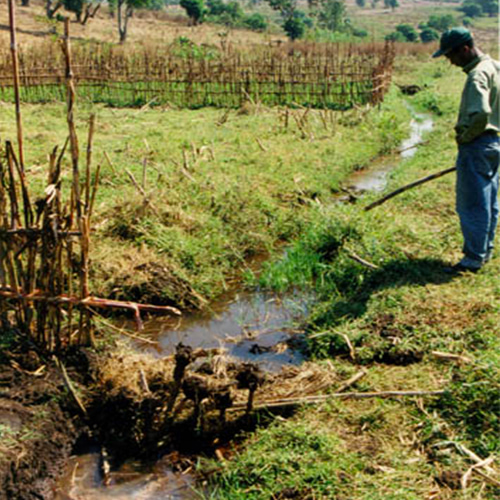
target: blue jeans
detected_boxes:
[456,133,500,262]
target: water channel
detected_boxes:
[55,111,433,500]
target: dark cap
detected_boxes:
[432,27,473,58]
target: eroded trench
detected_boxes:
[54,111,433,500]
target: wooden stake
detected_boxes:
[62,19,81,221]
[85,114,96,214]
[7,0,25,171]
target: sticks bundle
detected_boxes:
[0,14,180,352]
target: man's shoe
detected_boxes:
[444,256,482,274]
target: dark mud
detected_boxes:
[0,334,83,500]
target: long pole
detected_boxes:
[7,0,25,171]
[364,166,456,212]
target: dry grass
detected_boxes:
[0,1,279,48]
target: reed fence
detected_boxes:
[0,40,394,109]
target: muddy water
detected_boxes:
[55,450,199,500]
[133,289,311,370]
[55,110,433,500]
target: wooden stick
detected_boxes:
[7,142,33,232]
[335,369,367,393]
[92,312,159,345]
[85,114,96,215]
[53,356,87,415]
[346,250,379,270]
[103,151,118,175]
[364,167,456,211]
[7,0,24,171]
[462,456,495,490]
[452,442,498,477]
[88,164,101,219]
[125,168,160,216]
[62,19,81,221]
[0,287,182,332]
[228,389,444,412]
[431,351,472,364]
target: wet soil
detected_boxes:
[0,334,82,500]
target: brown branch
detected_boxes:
[364,167,456,212]
[53,356,87,415]
[0,287,181,331]
[228,390,444,412]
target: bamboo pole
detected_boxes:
[7,0,25,171]
[364,167,456,212]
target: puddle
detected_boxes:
[54,448,199,500]
[55,109,433,500]
[128,289,311,372]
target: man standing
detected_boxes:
[433,27,500,272]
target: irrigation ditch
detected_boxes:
[48,109,433,500]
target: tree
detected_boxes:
[244,13,268,31]
[108,0,153,43]
[180,0,206,25]
[355,0,366,7]
[459,1,483,17]
[476,0,498,16]
[385,31,405,42]
[265,0,311,40]
[420,27,440,43]
[383,0,399,11]
[318,0,348,32]
[266,0,295,18]
[395,23,418,42]
[283,16,305,39]
[63,0,102,25]
[46,0,64,19]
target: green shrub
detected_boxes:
[180,0,205,24]
[283,16,306,40]
[244,12,268,31]
[395,23,419,42]
[420,27,440,43]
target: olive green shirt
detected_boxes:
[455,53,500,144]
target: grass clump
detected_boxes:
[433,365,500,456]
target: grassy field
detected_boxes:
[0,88,411,308]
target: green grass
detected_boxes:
[1,35,499,497]
[0,86,410,305]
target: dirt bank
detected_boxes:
[0,333,83,500]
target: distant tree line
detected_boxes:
[31,0,498,45]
